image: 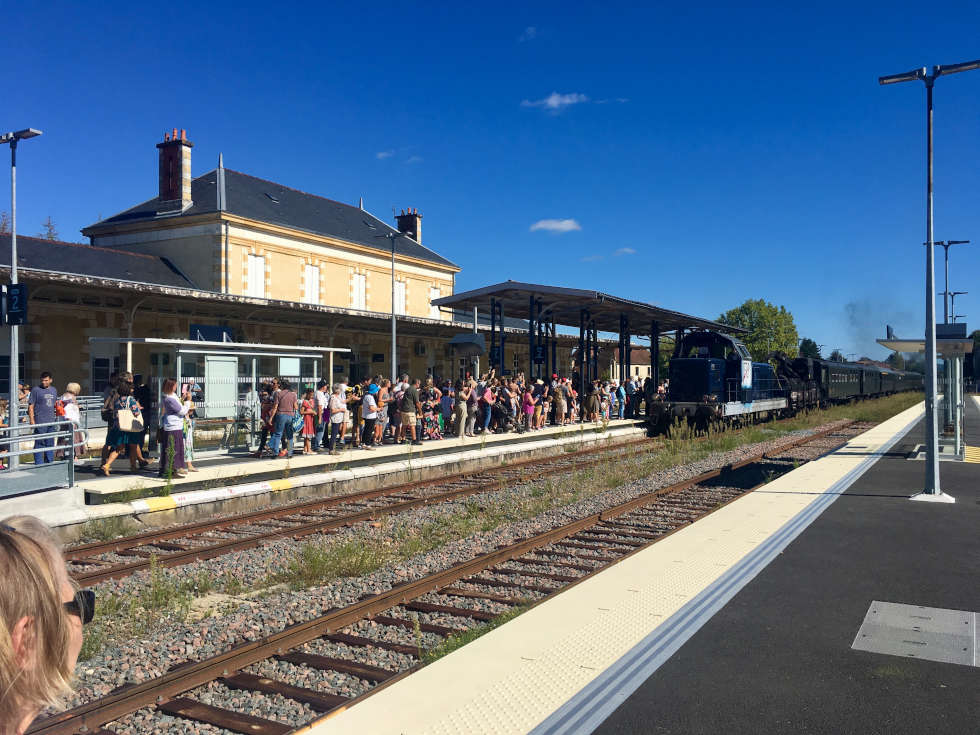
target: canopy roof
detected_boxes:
[432,281,741,335]
[877,337,973,357]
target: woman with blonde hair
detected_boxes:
[0,516,86,734]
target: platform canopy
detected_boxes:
[876,337,973,357]
[431,281,738,334]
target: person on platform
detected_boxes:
[159,378,191,478]
[313,381,330,452]
[268,379,297,458]
[327,383,346,455]
[399,377,423,445]
[28,372,58,465]
[100,381,152,476]
[181,385,198,473]
[300,387,317,454]
[360,383,379,450]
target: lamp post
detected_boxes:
[935,239,969,322]
[1,128,42,471]
[364,220,410,383]
[880,58,980,500]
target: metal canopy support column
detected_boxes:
[588,319,598,385]
[489,297,500,377]
[953,356,962,456]
[651,320,660,390]
[578,308,588,422]
[534,299,548,383]
[527,294,537,381]
[550,315,557,378]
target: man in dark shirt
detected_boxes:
[29,371,59,464]
[400,377,423,445]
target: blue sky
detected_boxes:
[4,1,980,359]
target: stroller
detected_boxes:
[491,397,522,434]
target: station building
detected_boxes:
[1,129,576,393]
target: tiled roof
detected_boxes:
[84,168,458,269]
[0,233,196,289]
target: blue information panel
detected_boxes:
[2,284,28,325]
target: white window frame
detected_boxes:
[246,254,265,298]
[429,287,441,319]
[394,280,406,315]
[303,264,320,304]
[352,273,367,310]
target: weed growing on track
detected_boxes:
[271,539,387,590]
[78,557,214,660]
[422,604,531,663]
[75,516,140,543]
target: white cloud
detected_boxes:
[521,92,589,111]
[406,155,423,164]
[614,247,636,256]
[376,150,394,160]
[530,218,582,234]
[518,26,537,42]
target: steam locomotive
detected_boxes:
[645,330,922,432]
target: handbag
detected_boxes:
[291,412,304,434]
[117,407,144,433]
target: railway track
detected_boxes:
[36,423,862,735]
[67,435,660,586]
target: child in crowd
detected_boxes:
[301,388,317,454]
[522,385,535,432]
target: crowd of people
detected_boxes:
[250,370,657,457]
[1,368,662,474]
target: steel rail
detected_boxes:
[70,436,659,586]
[31,422,854,735]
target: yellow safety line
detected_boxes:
[964,446,980,463]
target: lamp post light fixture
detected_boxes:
[934,239,970,322]
[0,127,42,471]
[880,59,980,500]
[948,291,967,322]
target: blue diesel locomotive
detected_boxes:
[646,330,922,432]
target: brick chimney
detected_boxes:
[156,128,193,213]
[395,207,422,243]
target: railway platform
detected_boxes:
[311,400,979,735]
[0,418,647,535]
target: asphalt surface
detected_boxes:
[594,410,980,735]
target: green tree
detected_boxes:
[656,334,674,380]
[886,352,905,370]
[38,216,58,241]
[0,211,9,234]
[799,337,822,359]
[717,299,799,362]
[829,349,844,362]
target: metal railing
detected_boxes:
[0,420,89,496]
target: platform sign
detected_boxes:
[490,346,501,364]
[2,284,28,325]
[533,344,546,364]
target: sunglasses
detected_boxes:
[64,589,96,625]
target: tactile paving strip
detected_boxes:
[311,403,925,735]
